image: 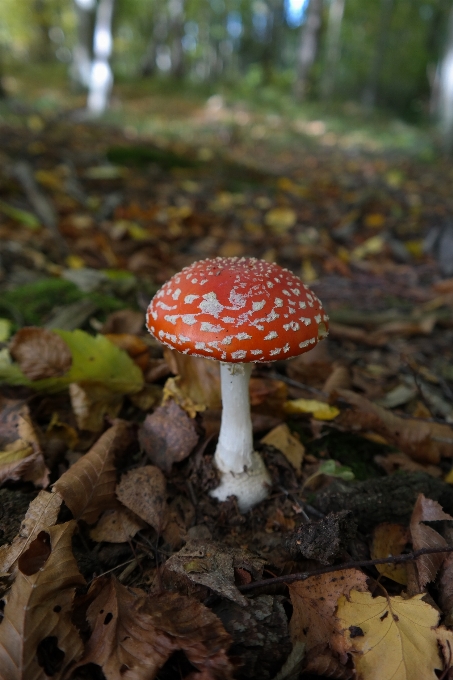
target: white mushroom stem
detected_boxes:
[210,362,271,512]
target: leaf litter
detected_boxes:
[1,114,453,679]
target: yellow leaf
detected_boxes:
[364,213,386,229]
[261,423,305,470]
[284,398,340,421]
[265,207,297,233]
[371,524,408,585]
[301,258,318,283]
[337,590,445,680]
[351,235,385,260]
[66,254,86,269]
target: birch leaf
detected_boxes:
[337,590,447,680]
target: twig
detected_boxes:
[238,544,453,592]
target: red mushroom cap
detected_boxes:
[146,257,329,363]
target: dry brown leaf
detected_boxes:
[322,364,351,395]
[164,540,264,606]
[0,521,85,680]
[336,590,450,680]
[0,489,62,576]
[164,348,221,409]
[161,495,196,550]
[9,327,72,380]
[409,493,453,588]
[374,451,442,478]
[338,389,453,463]
[69,382,124,432]
[303,647,354,680]
[54,420,135,524]
[371,523,409,585]
[116,466,168,531]
[74,576,233,680]
[101,309,145,335]
[249,377,288,416]
[0,398,49,487]
[90,507,146,543]
[103,333,149,371]
[289,569,368,656]
[439,551,453,626]
[261,423,305,470]
[139,399,199,472]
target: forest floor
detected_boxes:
[1,76,453,680]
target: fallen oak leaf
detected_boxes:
[54,420,135,524]
[0,489,62,577]
[0,521,85,680]
[409,493,453,588]
[116,465,168,532]
[73,576,233,680]
[336,590,451,680]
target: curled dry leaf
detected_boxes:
[116,465,168,532]
[374,451,442,478]
[322,363,351,396]
[9,327,72,380]
[336,590,451,680]
[261,423,305,471]
[0,489,62,577]
[289,569,368,657]
[337,389,453,463]
[54,420,135,524]
[69,382,123,432]
[74,576,233,680]
[439,551,453,626]
[371,523,409,585]
[164,348,221,409]
[409,493,453,588]
[161,495,196,550]
[303,647,355,680]
[0,398,49,487]
[0,521,85,680]
[139,399,199,473]
[90,507,146,543]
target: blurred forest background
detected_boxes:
[1,0,453,153]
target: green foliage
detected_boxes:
[1,279,126,329]
[0,329,144,395]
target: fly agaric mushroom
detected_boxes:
[146,257,329,512]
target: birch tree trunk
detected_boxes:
[72,0,96,88]
[169,0,185,79]
[294,0,323,101]
[437,7,453,152]
[321,0,346,99]
[87,0,115,115]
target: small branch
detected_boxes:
[239,544,453,592]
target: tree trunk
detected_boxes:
[72,0,96,88]
[321,0,346,99]
[362,0,395,109]
[87,0,115,115]
[294,0,324,101]
[437,7,453,152]
[169,0,185,79]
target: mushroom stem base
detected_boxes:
[210,451,271,513]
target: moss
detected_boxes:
[1,278,128,328]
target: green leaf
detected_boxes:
[0,200,41,229]
[0,331,144,395]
